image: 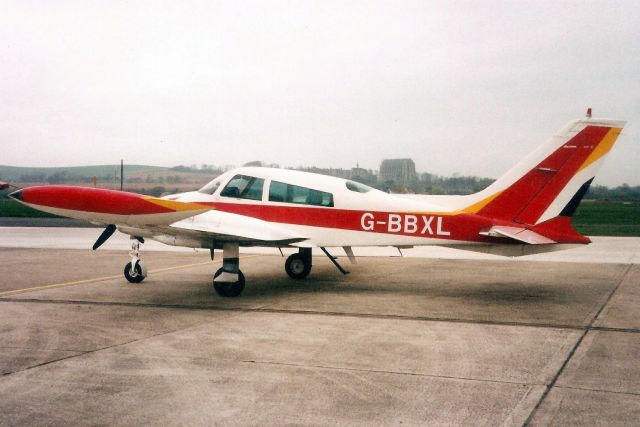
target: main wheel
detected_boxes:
[213,268,245,297]
[285,253,311,279]
[124,261,146,283]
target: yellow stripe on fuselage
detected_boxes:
[405,191,503,217]
[460,191,503,214]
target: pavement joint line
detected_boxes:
[240,359,538,387]
[523,262,635,426]
[0,254,264,298]
[2,351,89,377]
[554,385,640,397]
[3,297,640,335]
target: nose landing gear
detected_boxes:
[124,237,147,283]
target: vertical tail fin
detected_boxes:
[466,113,625,226]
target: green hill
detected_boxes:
[0,164,168,182]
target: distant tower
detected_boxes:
[379,159,417,192]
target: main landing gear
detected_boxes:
[212,246,353,297]
[213,244,313,297]
[213,243,245,297]
[284,247,351,278]
[124,237,147,283]
[285,247,312,279]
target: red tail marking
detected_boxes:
[531,216,590,244]
[477,126,610,224]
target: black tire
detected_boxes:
[124,261,145,283]
[285,253,311,279]
[213,268,245,297]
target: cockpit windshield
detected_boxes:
[345,180,372,193]
[198,178,223,195]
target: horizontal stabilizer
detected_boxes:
[480,225,556,244]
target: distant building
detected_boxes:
[379,158,417,192]
[296,166,377,186]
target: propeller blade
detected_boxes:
[93,224,116,250]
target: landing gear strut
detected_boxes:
[124,237,147,283]
[285,248,312,279]
[213,242,245,297]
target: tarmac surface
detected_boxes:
[0,228,639,426]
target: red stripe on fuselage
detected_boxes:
[21,186,174,215]
[207,202,588,244]
[208,202,499,242]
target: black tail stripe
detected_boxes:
[559,178,594,217]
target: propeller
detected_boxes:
[93,224,116,250]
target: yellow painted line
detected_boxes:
[0,254,264,298]
[0,273,125,297]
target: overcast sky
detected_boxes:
[1,1,639,186]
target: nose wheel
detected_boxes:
[124,237,147,283]
[124,260,146,283]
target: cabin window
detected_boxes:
[220,175,264,200]
[269,181,334,207]
[346,180,372,193]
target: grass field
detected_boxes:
[572,202,640,236]
[1,199,638,236]
[0,199,60,218]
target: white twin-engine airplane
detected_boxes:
[10,111,625,297]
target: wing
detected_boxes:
[10,185,212,226]
[165,210,308,246]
